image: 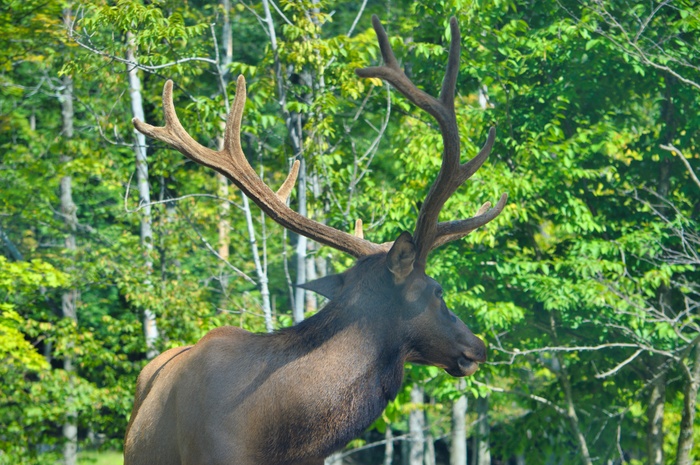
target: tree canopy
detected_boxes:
[1,1,698,464]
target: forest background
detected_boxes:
[1,0,699,464]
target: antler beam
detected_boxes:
[133,77,385,258]
[356,16,507,267]
[133,16,506,264]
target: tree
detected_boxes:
[59,9,79,463]
[2,1,698,463]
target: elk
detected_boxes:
[124,16,507,465]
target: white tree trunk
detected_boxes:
[211,4,273,329]
[675,344,700,465]
[293,157,308,323]
[126,32,158,358]
[384,426,394,465]
[424,432,435,465]
[261,0,310,324]
[217,172,230,293]
[216,0,232,301]
[241,191,274,332]
[325,451,343,465]
[409,384,425,465]
[60,68,78,465]
[646,366,665,465]
[475,395,491,465]
[450,380,467,465]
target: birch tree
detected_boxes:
[409,384,425,465]
[450,381,467,465]
[260,0,309,323]
[59,10,78,465]
[126,31,159,358]
[472,396,491,465]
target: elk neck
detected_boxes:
[250,260,408,459]
[272,286,408,404]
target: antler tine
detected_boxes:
[354,219,364,239]
[134,76,383,259]
[356,16,455,135]
[223,75,247,163]
[439,17,460,110]
[276,160,300,203]
[357,16,506,267]
[134,80,226,172]
[432,192,508,250]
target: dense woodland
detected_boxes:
[1,0,699,464]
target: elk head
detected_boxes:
[132,16,507,377]
[301,230,488,377]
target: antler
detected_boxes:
[133,76,386,258]
[356,15,507,268]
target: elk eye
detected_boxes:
[434,288,443,299]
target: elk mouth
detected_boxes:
[447,356,480,377]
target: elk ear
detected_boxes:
[298,274,345,300]
[387,231,416,284]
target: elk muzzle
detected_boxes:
[447,324,487,377]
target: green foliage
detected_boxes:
[1,0,699,463]
[77,450,123,465]
[1,307,49,372]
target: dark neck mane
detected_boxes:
[259,290,406,461]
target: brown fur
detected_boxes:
[124,248,486,465]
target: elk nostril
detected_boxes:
[467,336,488,363]
[473,347,487,363]
[475,347,486,363]
[463,344,487,364]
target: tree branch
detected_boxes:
[660,144,700,191]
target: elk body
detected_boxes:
[124,16,507,465]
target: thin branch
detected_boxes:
[616,421,626,464]
[354,85,392,184]
[72,35,217,72]
[633,0,671,43]
[126,192,243,214]
[488,342,665,366]
[558,1,700,92]
[346,0,369,38]
[124,166,244,213]
[0,223,24,261]
[323,0,369,71]
[595,349,643,379]
[472,379,568,416]
[208,23,232,115]
[238,0,267,30]
[660,144,700,191]
[183,215,256,285]
[339,432,412,459]
[268,0,293,26]
[319,85,391,222]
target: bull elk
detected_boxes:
[124,15,507,465]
